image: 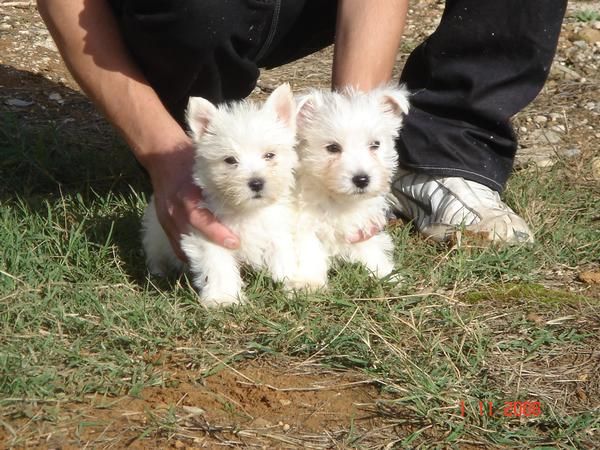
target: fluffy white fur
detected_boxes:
[142,84,299,307]
[292,85,410,289]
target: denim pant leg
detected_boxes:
[397,0,567,192]
[110,0,336,124]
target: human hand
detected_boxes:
[347,224,382,244]
[37,0,239,262]
[146,140,240,262]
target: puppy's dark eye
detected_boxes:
[326,143,342,154]
[369,141,381,151]
[263,152,276,160]
[224,156,238,165]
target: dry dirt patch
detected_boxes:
[3,361,394,448]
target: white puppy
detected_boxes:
[142,84,299,306]
[292,85,410,289]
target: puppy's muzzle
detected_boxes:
[352,173,370,189]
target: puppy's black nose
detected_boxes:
[248,178,265,192]
[352,174,370,189]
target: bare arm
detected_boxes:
[333,0,409,90]
[334,1,408,242]
[37,0,239,259]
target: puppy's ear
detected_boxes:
[379,85,410,118]
[186,96,217,139]
[296,91,322,127]
[264,83,296,129]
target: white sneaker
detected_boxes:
[391,168,534,243]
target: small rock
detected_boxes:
[577,28,600,44]
[550,63,581,81]
[526,312,544,325]
[575,386,588,403]
[558,147,581,159]
[0,23,11,31]
[181,405,205,416]
[282,423,291,432]
[549,113,562,121]
[38,36,57,52]
[533,115,548,124]
[529,129,561,145]
[551,125,566,133]
[519,126,528,133]
[49,92,63,103]
[591,157,600,180]
[594,21,600,30]
[577,271,600,284]
[536,159,555,168]
[251,417,272,428]
[514,146,556,170]
[5,98,33,107]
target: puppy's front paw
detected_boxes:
[367,255,395,279]
[200,284,246,307]
[286,275,328,292]
[201,291,246,308]
[193,274,246,308]
[349,232,397,280]
[291,256,328,291]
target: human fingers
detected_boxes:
[178,185,240,250]
[347,224,382,244]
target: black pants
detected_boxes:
[110,0,566,192]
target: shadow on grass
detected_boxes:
[1,64,151,281]
[0,65,148,198]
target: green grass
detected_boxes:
[1,112,599,448]
[574,9,600,23]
